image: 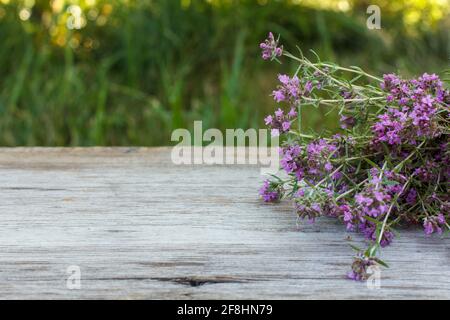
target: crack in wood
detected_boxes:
[0,187,67,191]
[80,276,247,287]
[136,262,205,267]
[168,276,247,287]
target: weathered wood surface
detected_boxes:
[0,147,448,300]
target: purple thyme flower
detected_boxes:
[405,188,417,205]
[304,139,340,181]
[259,180,280,203]
[288,108,298,118]
[340,115,356,129]
[275,108,284,117]
[340,204,358,231]
[423,214,447,236]
[294,201,322,223]
[373,73,446,149]
[282,121,291,131]
[340,90,354,99]
[348,253,379,281]
[272,90,286,103]
[260,32,283,61]
[264,107,297,136]
[424,220,435,235]
[414,160,438,183]
[280,144,304,179]
[271,128,280,137]
[272,74,301,104]
[264,115,273,125]
[304,81,313,94]
[359,221,394,247]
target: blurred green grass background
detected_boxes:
[0,0,449,146]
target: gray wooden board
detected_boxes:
[0,148,448,299]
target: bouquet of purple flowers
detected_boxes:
[259,32,449,281]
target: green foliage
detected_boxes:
[0,0,448,146]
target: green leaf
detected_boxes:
[349,244,362,252]
[363,157,380,170]
[375,258,390,268]
[266,173,283,182]
[364,216,382,225]
[383,179,400,186]
[365,244,379,257]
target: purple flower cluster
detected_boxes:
[279,139,340,183]
[423,214,447,235]
[259,180,281,203]
[342,170,405,247]
[306,139,339,178]
[355,189,390,218]
[279,144,304,179]
[347,254,379,281]
[339,115,356,129]
[414,160,438,182]
[294,201,322,223]
[272,74,312,105]
[258,33,449,281]
[260,32,283,61]
[413,141,449,185]
[361,222,395,248]
[264,107,297,137]
[372,73,448,148]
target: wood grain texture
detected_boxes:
[0,147,448,300]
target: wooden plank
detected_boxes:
[0,147,448,299]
